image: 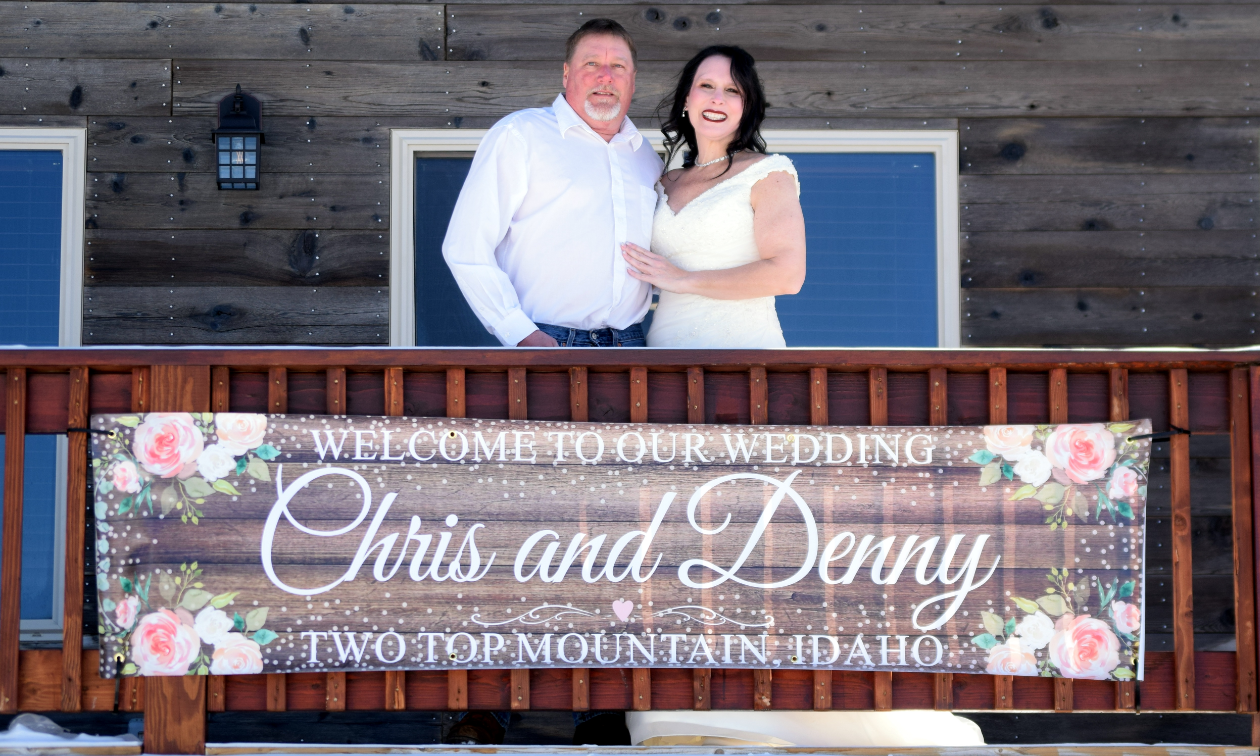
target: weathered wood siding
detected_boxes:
[0,1,1256,345]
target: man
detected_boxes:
[442,18,662,348]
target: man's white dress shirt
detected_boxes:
[442,94,664,346]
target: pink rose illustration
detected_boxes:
[983,425,1035,462]
[130,609,201,676]
[133,414,204,479]
[1048,614,1121,680]
[215,414,269,455]
[985,636,1039,676]
[209,634,264,675]
[1112,601,1141,635]
[115,596,140,630]
[111,460,142,494]
[1107,466,1140,501]
[1044,424,1117,485]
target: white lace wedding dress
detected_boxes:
[645,154,798,348]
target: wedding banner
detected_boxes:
[90,413,1151,681]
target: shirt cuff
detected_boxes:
[495,310,540,347]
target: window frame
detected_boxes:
[0,128,84,638]
[389,128,960,348]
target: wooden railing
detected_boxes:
[1,348,1258,753]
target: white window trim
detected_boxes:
[0,128,86,347]
[390,128,960,348]
[1,129,83,639]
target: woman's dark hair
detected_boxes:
[658,45,767,176]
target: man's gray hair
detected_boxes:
[565,18,638,67]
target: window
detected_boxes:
[0,128,85,639]
[390,129,959,347]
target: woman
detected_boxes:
[621,45,806,348]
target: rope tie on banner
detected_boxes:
[66,427,119,439]
[1127,425,1191,443]
[112,653,125,713]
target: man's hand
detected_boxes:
[517,330,559,347]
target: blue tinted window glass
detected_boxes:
[414,157,498,346]
[0,150,63,347]
[779,153,938,347]
[0,435,60,620]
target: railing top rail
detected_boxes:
[0,347,1257,371]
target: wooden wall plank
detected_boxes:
[809,367,828,426]
[0,369,26,714]
[571,668,588,711]
[508,367,527,420]
[170,59,1260,118]
[962,231,1260,289]
[1170,368,1197,710]
[86,230,389,287]
[268,366,287,413]
[749,367,767,425]
[3,4,443,61]
[447,669,467,710]
[86,172,387,230]
[84,286,389,345]
[509,668,529,711]
[568,367,587,422]
[752,669,771,710]
[686,367,703,424]
[325,671,346,711]
[0,58,170,115]
[961,174,1257,232]
[61,367,89,712]
[962,287,1259,347]
[961,118,1260,175]
[632,669,651,711]
[211,366,230,411]
[692,668,711,710]
[630,367,647,424]
[1232,368,1258,712]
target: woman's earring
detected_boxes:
[682,108,688,116]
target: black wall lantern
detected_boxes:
[213,84,264,190]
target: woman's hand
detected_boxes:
[621,243,693,293]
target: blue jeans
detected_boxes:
[536,322,645,348]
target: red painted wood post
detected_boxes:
[686,368,704,424]
[989,367,1014,711]
[265,369,288,714]
[505,367,530,711]
[383,367,407,711]
[1169,369,1195,710]
[1048,368,1073,713]
[324,367,347,712]
[62,367,90,712]
[869,367,890,711]
[1110,368,1136,711]
[571,667,589,712]
[929,368,953,711]
[446,367,468,712]
[145,366,210,756]
[567,367,591,710]
[0,368,27,713]
[809,367,831,710]
[632,668,651,711]
[1231,368,1258,713]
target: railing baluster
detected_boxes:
[1048,368,1074,713]
[989,367,1014,711]
[869,367,890,710]
[928,368,953,710]
[809,367,830,710]
[1,368,27,713]
[1230,367,1257,713]
[62,367,89,712]
[1110,368,1136,711]
[446,367,467,713]
[1169,368,1196,710]
[383,366,407,711]
[325,367,347,712]
[266,369,288,713]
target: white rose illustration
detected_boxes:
[194,606,235,646]
[1013,449,1053,487]
[1014,610,1055,651]
[197,443,238,482]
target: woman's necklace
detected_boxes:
[692,153,730,169]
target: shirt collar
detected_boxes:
[552,93,643,150]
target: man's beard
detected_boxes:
[584,94,621,122]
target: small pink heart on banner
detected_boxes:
[611,599,634,622]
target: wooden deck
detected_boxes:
[1,348,1258,752]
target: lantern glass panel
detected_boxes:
[217,137,230,149]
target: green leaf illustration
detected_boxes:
[209,591,240,609]
[1119,580,1135,598]
[245,607,269,632]
[1001,463,1015,481]
[102,598,116,612]
[979,462,1002,486]
[184,477,215,499]
[94,501,108,520]
[179,589,214,611]
[246,457,272,482]
[158,572,177,602]
[159,485,179,515]
[972,633,998,650]
[121,662,138,676]
[1004,617,1016,636]
[981,610,1005,636]
[1036,594,1069,616]
[117,416,140,428]
[1012,596,1040,614]
[120,576,133,593]
[118,497,133,515]
[254,444,280,461]
[235,457,249,476]
[1118,500,1134,519]
[1011,484,1038,501]
[1112,668,1136,680]
[98,479,114,495]
[252,628,279,646]
[1034,483,1066,505]
[212,479,242,496]
[968,449,996,465]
